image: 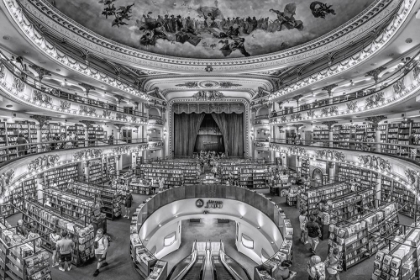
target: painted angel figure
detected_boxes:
[269,3,303,31]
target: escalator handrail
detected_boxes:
[171,248,198,280]
[219,240,250,280]
[202,249,215,280]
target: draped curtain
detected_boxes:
[211,113,244,157]
[174,113,205,157]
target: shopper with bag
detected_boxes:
[306,215,322,254]
[308,255,326,280]
[56,231,74,272]
[325,248,342,280]
[93,228,109,277]
[299,210,308,244]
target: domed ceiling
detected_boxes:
[53,0,375,59]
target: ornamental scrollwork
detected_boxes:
[0,170,14,196]
[193,90,223,101]
[12,77,25,92]
[365,92,384,108]
[405,169,417,185]
[60,100,71,110]
[281,116,287,122]
[346,100,357,111]
[73,149,102,161]
[0,64,5,80]
[33,90,52,105]
[393,77,406,94]
[116,113,128,121]
[103,110,112,118]
[28,155,59,172]
[79,105,96,115]
[306,110,314,117]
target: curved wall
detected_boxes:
[140,198,282,264]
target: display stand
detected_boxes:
[0,217,52,280]
[21,200,95,266]
[328,203,400,271]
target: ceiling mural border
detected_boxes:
[160,88,257,98]
[269,0,415,101]
[15,0,398,72]
[140,74,276,92]
[167,98,250,158]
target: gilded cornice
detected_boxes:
[15,0,397,73]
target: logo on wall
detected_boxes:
[196,199,204,208]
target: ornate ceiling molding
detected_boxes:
[14,0,398,73]
[3,0,149,101]
[269,0,415,100]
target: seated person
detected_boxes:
[273,260,294,280]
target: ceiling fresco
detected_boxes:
[52,0,376,59]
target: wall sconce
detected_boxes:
[163,127,167,139]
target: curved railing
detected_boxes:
[270,138,420,164]
[271,50,420,117]
[270,55,420,124]
[0,53,147,125]
[172,241,198,280]
[0,51,147,117]
[0,137,147,166]
[130,184,288,280]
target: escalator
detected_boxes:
[212,254,235,280]
[182,255,205,280]
[169,241,207,280]
[210,241,251,280]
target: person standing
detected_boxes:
[306,215,322,254]
[299,210,308,244]
[56,231,74,272]
[16,219,29,237]
[308,255,326,280]
[50,229,61,267]
[326,248,341,280]
[16,133,28,157]
[124,189,133,219]
[93,228,109,277]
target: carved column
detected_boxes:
[322,84,338,105]
[322,121,337,147]
[366,115,387,152]
[366,66,387,84]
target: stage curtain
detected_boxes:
[226,113,244,157]
[174,113,204,157]
[211,113,229,155]
[188,113,205,155]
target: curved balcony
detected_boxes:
[269,138,420,196]
[270,55,420,124]
[0,138,149,202]
[0,54,147,125]
[0,137,146,167]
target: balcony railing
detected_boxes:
[0,138,147,167]
[270,138,420,164]
[0,50,147,119]
[270,51,420,119]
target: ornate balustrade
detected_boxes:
[0,56,147,125]
[270,56,420,124]
[269,140,420,198]
[0,139,148,203]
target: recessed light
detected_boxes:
[3,36,10,41]
[40,61,46,64]
[6,105,13,108]
[56,69,61,72]
[406,38,413,44]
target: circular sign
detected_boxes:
[196,199,204,208]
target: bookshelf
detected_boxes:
[0,219,52,280]
[240,168,253,188]
[328,203,399,271]
[381,178,419,218]
[43,164,79,187]
[313,126,329,142]
[22,200,95,266]
[298,182,350,213]
[67,124,86,147]
[88,126,106,146]
[66,181,122,219]
[107,157,116,177]
[337,163,378,189]
[300,158,309,178]
[138,163,199,187]
[88,159,104,184]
